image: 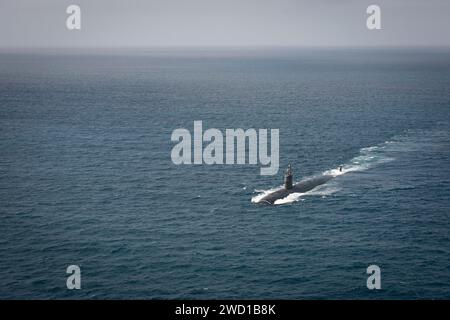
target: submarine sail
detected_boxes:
[284,164,293,189]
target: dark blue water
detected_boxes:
[1,48,449,299]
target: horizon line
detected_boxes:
[1,44,450,52]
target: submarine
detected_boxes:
[259,164,338,205]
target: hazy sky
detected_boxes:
[1,0,449,48]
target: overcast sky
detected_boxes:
[1,0,449,48]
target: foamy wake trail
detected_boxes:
[273,185,341,205]
[252,140,395,205]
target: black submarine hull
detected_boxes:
[259,174,334,204]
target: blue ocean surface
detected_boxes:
[0,48,449,299]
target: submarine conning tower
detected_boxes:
[284,164,293,190]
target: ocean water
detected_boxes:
[0,48,449,299]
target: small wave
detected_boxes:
[273,192,304,205]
